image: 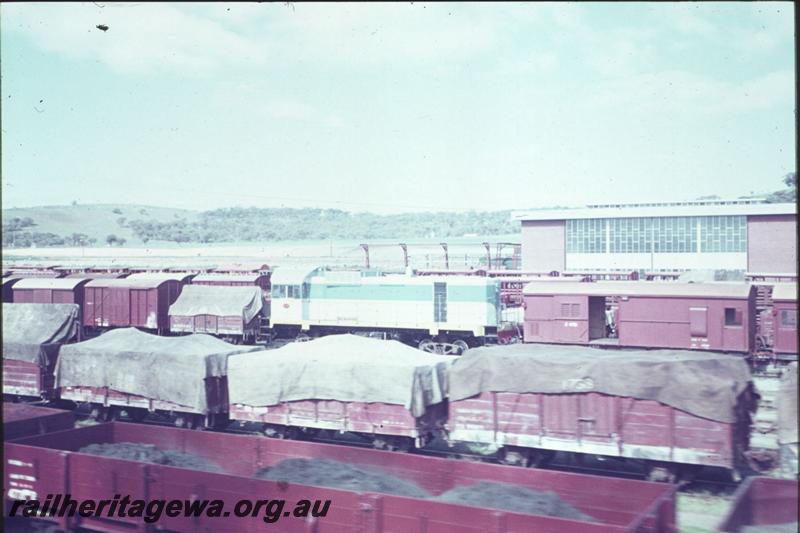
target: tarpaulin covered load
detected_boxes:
[55,328,261,412]
[228,334,454,417]
[3,303,80,366]
[168,285,263,324]
[778,363,798,445]
[450,344,753,423]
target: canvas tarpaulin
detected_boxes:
[168,285,263,324]
[778,362,798,445]
[450,344,753,423]
[228,334,454,417]
[3,303,80,366]
[55,328,261,413]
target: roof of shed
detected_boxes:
[522,280,754,299]
[13,278,90,290]
[772,283,798,302]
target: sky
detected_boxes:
[0,2,795,213]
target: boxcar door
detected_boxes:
[204,314,218,334]
[110,288,130,326]
[689,306,709,349]
[433,282,447,323]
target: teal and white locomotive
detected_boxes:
[270,267,501,354]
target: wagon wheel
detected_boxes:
[104,407,122,422]
[89,406,108,421]
[645,463,679,483]
[527,450,555,468]
[373,436,413,453]
[453,340,470,355]
[496,446,530,467]
[295,333,312,343]
[126,408,149,423]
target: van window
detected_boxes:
[724,308,742,326]
[780,309,797,328]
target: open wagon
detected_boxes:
[4,421,678,532]
[717,476,798,532]
[55,328,261,427]
[446,344,757,481]
[228,334,452,450]
[3,303,81,400]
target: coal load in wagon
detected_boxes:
[3,303,80,366]
[55,328,262,413]
[255,458,430,498]
[79,443,222,473]
[228,334,454,417]
[451,343,753,423]
[436,482,597,522]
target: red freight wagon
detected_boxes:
[228,335,453,450]
[447,344,756,482]
[83,275,188,333]
[523,281,756,353]
[4,422,678,533]
[11,277,90,307]
[56,328,261,427]
[772,283,798,358]
[3,403,75,440]
[717,477,798,532]
[169,285,265,342]
[3,303,81,400]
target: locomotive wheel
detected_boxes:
[453,340,469,355]
[419,339,437,352]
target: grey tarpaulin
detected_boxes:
[168,285,263,324]
[3,303,80,366]
[55,328,261,413]
[450,344,753,423]
[227,334,454,417]
[778,363,798,445]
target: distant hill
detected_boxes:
[3,204,199,247]
[2,204,518,248]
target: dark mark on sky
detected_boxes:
[96,24,109,32]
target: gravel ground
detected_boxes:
[677,492,735,533]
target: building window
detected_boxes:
[780,309,797,328]
[724,308,743,326]
[700,215,746,253]
[565,214,746,255]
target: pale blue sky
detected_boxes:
[1,2,795,213]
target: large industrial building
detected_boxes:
[514,199,797,274]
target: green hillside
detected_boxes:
[2,204,519,247]
[3,204,198,246]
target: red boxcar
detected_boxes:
[716,477,798,532]
[3,403,75,440]
[772,283,797,357]
[523,281,756,353]
[12,278,90,307]
[83,276,187,332]
[4,422,677,533]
